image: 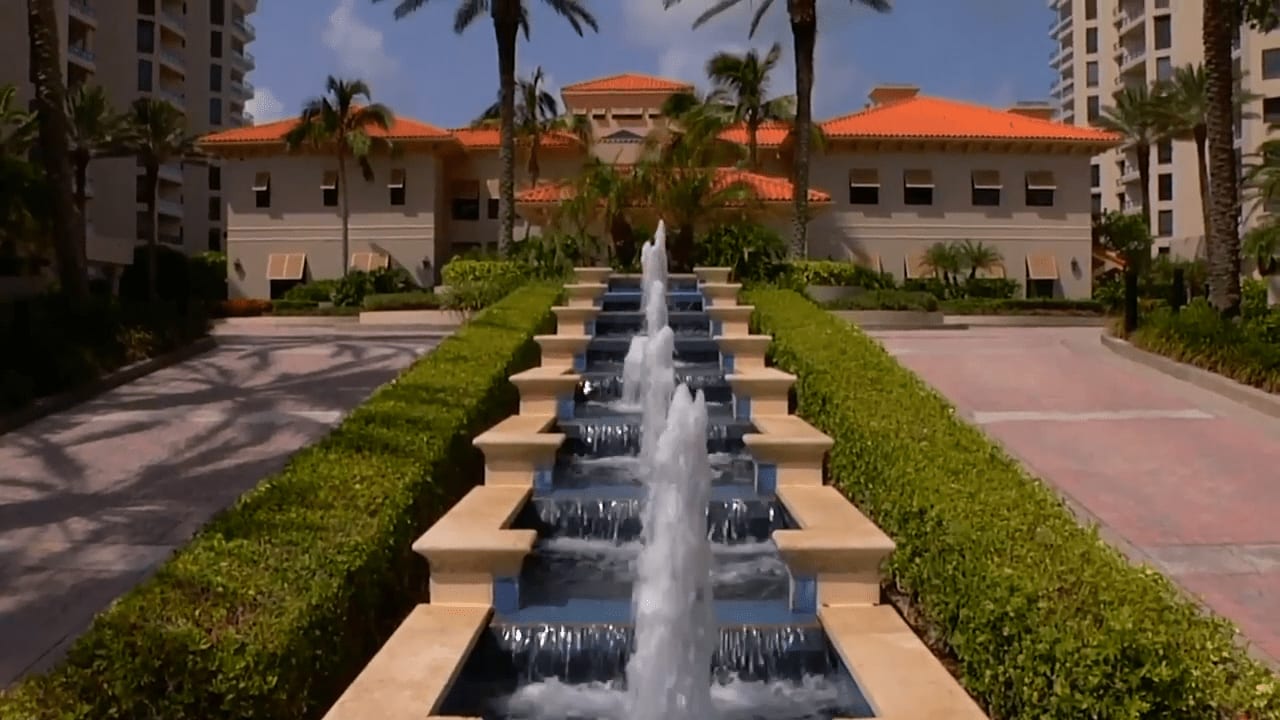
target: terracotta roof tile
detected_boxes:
[516,167,827,205]
[718,121,792,148]
[200,112,451,145]
[820,95,1121,145]
[561,73,693,93]
[450,127,582,149]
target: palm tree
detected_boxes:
[378,0,598,256]
[66,85,125,265]
[120,98,201,301]
[668,0,892,258]
[1096,84,1162,231]
[705,42,794,169]
[0,84,38,157]
[284,76,393,277]
[1243,220,1280,305]
[956,239,1003,280]
[921,241,963,291]
[26,0,88,300]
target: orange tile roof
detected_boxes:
[561,73,693,93]
[820,95,1121,145]
[200,112,452,145]
[718,121,793,148]
[450,127,583,149]
[516,167,827,205]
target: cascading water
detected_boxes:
[620,336,649,409]
[638,325,675,480]
[627,385,717,720]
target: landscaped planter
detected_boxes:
[830,309,945,329]
[805,285,865,304]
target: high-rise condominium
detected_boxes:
[0,0,258,276]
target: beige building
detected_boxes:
[201,73,1117,300]
[1049,0,1280,257]
[0,0,258,273]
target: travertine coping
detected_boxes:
[563,283,607,308]
[321,604,491,720]
[508,366,580,417]
[715,334,772,371]
[743,414,833,487]
[414,485,535,607]
[706,304,754,335]
[700,282,742,306]
[693,266,733,284]
[551,306,600,336]
[727,367,795,418]
[775,485,894,608]
[572,266,612,284]
[534,334,591,370]
[820,606,989,720]
[472,414,564,486]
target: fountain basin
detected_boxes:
[535,335,592,370]
[695,266,734,284]
[716,334,773,371]
[707,303,755,335]
[550,306,600,336]
[510,367,580,418]
[563,283,608,308]
[578,367,732,405]
[414,485,535,608]
[744,415,834,488]
[573,267,613,284]
[728,367,797,419]
[608,273,699,291]
[474,415,565,486]
[594,310,711,337]
[701,282,744,306]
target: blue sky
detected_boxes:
[245,0,1058,129]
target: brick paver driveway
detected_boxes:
[0,328,444,685]
[869,326,1280,667]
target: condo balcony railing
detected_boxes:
[69,0,94,17]
[160,9,186,30]
[159,49,185,70]
[159,88,185,107]
[232,16,256,38]
[68,45,95,63]
[232,49,255,69]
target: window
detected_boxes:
[1154,16,1172,50]
[1085,28,1098,54]
[137,20,155,53]
[1090,163,1101,188]
[1265,49,1280,80]
[137,59,153,91]
[208,165,221,190]
[451,179,481,220]
[1156,57,1173,82]
[1086,61,1099,87]
[253,171,271,208]
[208,97,221,125]
[321,171,339,207]
[971,170,1001,206]
[1157,139,1173,164]
[209,63,222,92]
[487,197,500,219]
[1157,209,1173,236]
[388,168,406,206]
[1086,95,1100,123]
[210,0,224,25]
[208,196,221,221]
[1084,0,1096,20]
[1158,173,1173,201]
[138,0,154,14]
[210,30,222,58]
[134,175,148,203]
[207,227,222,252]
[903,169,934,206]
[1265,97,1280,124]
[1091,193,1102,214]
[847,169,879,205]
[1025,171,1056,207]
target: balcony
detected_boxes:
[1115,9,1144,36]
[231,16,256,40]
[231,49,255,71]
[1117,163,1141,186]
[158,88,185,108]
[67,44,95,67]
[159,8,186,34]
[68,0,96,23]
[158,48,185,72]
[156,198,184,218]
[235,0,258,11]
[1119,47,1146,73]
[230,79,253,97]
[1049,13,1071,39]
[158,163,183,183]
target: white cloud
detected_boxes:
[244,86,287,124]
[322,0,399,91]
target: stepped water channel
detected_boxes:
[436,236,874,720]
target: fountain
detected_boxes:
[619,337,648,409]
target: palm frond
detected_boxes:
[542,0,599,35]
[453,0,488,33]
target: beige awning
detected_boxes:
[848,168,879,187]
[350,252,391,272]
[904,169,934,187]
[905,251,932,279]
[266,252,305,281]
[252,171,270,191]
[1026,170,1057,190]
[1026,253,1059,280]
[972,170,1002,189]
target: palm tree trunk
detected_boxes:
[73,150,89,259]
[337,151,350,276]
[787,0,817,259]
[1204,0,1242,315]
[1137,143,1153,232]
[747,119,760,170]
[523,137,540,242]
[1194,127,1212,256]
[146,163,159,302]
[27,0,88,300]
[493,5,519,256]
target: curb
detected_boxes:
[947,315,1107,328]
[0,336,218,436]
[1100,333,1280,421]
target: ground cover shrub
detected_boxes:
[939,297,1105,316]
[825,289,939,312]
[747,287,1280,720]
[777,259,894,290]
[1129,297,1280,394]
[362,291,442,312]
[0,283,560,719]
[0,294,209,412]
[693,223,789,283]
[283,279,340,304]
[905,276,1021,301]
[441,258,528,312]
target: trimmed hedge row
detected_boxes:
[939,297,1106,316]
[746,288,1280,720]
[0,283,561,720]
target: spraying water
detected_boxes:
[643,279,668,344]
[638,326,675,477]
[627,385,717,720]
[620,336,649,409]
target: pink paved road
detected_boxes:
[0,329,443,686]
[869,326,1280,667]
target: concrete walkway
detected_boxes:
[869,326,1280,668]
[0,329,443,686]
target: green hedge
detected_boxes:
[825,289,939,312]
[0,283,560,720]
[1129,299,1280,394]
[939,297,1106,316]
[746,287,1280,719]
[362,291,443,311]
